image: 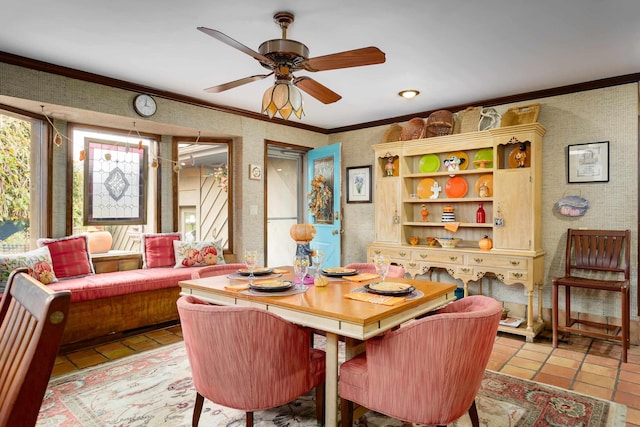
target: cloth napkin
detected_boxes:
[342,273,379,282]
[225,283,250,291]
[344,292,406,306]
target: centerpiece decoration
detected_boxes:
[290,223,316,285]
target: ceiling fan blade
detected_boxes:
[300,46,385,72]
[205,73,273,93]
[197,27,275,66]
[294,76,341,104]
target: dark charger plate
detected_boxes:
[364,283,415,296]
[321,268,359,277]
[237,267,273,276]
[249,280,294,292]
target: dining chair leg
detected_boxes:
[192,392,204,427]
[245,411,254,426]
[468,399,479,427]
[340,398,353,427]
[315,382,325,423]
[552,282,559,348]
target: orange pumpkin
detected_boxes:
[290,223,316,243]
[479,235,493,250]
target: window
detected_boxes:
[177,139,231,251]
[0,110,47,253]
[71,126,158,251]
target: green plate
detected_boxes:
[473,148,493,169]
[418,154,440,173]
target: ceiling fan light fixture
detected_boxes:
[399,89,420,99]
[262,81,304,120]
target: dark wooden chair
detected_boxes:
[552,229,631,362]
[0,268,71,427]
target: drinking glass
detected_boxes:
[243,250,258,282]
[373,254,390,282]
[311,250,325,278]
[293,255,310,284]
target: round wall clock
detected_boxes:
[133,94,157,117]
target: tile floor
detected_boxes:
[52,326,640,426]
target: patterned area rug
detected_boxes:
[38,342,626,427]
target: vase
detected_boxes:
[87,230,113,254]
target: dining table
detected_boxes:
[179,266,457,427]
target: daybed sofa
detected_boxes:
[0,233,243,346]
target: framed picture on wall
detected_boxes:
[567,141,609,183]
[346,165,372,203]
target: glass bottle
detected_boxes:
[476,203,486,223]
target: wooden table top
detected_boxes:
[179,266,457,326]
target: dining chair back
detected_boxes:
[339,295,501,427]
[177,295,326,426]
[552,229,631,362]
[344,262,405,278]
[0,268,71,427]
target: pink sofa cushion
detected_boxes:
[141,233,181,268]
[37,235,95,279]
[173,240,225,268]
[47,266,209,302]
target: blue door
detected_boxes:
[307,143,341,268]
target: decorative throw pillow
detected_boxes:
[173,240,225,268]
[141,232,181,268]
[0,246,58,286]
[37,235,95,279]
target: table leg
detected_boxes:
[325,332,339,427]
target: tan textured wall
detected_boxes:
[337,84,639,324]
[1,60,637,323]
[0,61,327,261]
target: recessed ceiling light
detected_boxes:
[399,90,420,99]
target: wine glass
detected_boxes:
[373,254,390,282]
[243,250,258,282]
[311,249,325,278]
[293,255,310,284]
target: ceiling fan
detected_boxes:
[197,11,386,118]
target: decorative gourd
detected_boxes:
[479,235,493,250]
[314,276,329,287]
[290,223,316,243]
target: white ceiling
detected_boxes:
[2,0,640,130]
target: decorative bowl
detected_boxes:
[425,237,438,246]
[408,236,419,245]
[436,238,462,249]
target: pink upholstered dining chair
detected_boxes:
[177,295,326,427]
[339,295,502,427]
[344,262,405,278]
[190,263,246,279]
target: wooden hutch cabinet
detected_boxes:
[367,123,546,341]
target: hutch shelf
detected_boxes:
[367,123,546,341]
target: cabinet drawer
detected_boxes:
[468,255,528,270]
[369,247,411,260]
[421,251,464,265]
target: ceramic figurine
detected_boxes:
[515,144,527,168]
[421,204,429,221]
[478,182,490,198]
[443,155,465,171]
[430,181,442,199]
[385,157,395,176]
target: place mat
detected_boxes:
[226,272,283,280]
[342,273,379,282]
[240,283,308,297]
[351,286,424,300]
[344,292,406,306]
